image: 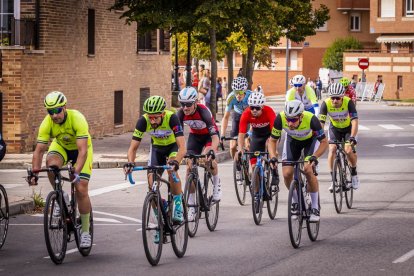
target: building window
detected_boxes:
[397,76,403,89]
[379,0,395,18]
[350,13,361,31]
[0,0,14,41]
[114,90,123,125]
[390,43,398,53]
[137,30,156,52]
[88,9,95,55]
[316,22,328,32]
[404,0,414,16]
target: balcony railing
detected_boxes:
[0,18,39,48]
[336,0,370,10]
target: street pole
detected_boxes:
[174,34,179,92]
[185,32,192,87]
[285,38,290,92]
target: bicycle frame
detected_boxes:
[186,154,211,212]
[246,151,269,199]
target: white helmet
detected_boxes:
[248,92,266,107]
[179,86,198,103]
[231,77,248,91]
[285,100,304,117]
[328,83,345,97]
[291,74,306,86]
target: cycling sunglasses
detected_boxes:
[47,107,64,115]
[293,84,303,88]
[148,114,163,120]
[331,96,343,101]
[235,90,245,95]
[285,116,300,123]
[250,106,262,111]
[180,102,194,108]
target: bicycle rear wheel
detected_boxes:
[332,158,343,213]
[266,165,278,220]
[44,191,68,264]
[0,185,9,250]
[344,163,353,209]
[142,192,163,266]
[288,180,303,249]
[171,198,188,258]
[251,166,264,225]
[184,174,199,237]
[233,160,247,205]
[306,194,320,242]
[204,172,219,231]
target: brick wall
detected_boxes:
[0,0,171,153]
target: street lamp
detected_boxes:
[174,34,179,92]
[185,32,191,87]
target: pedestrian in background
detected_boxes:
[222,77,228,99]
[316,77,322,100]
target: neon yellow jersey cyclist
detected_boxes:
[286,74,319,116]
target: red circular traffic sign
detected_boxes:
[358,58,369,70]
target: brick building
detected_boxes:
[0,1,171,153]
[217,0,377,95]
[343,0,414,99]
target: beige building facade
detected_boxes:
[0,1,171,153]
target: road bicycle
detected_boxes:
[285,158,320,249]
[249,151,279,225]
[330,140,356,213]
[0,184,9,250]
[27,164,93,264]
[221,136,250,206]
[128,165,188,266]
[183,153,220,237]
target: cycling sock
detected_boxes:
[310,192,319,210]
[213,174,220,186]
[351,167,357,176]
[188,193,195,205]
[80,213,90,233]
[173,194,182,205]
[330,171,333,180]
[292,189,298,204]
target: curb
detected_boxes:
[9,199,34,216]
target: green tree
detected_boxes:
[323,37,363,71]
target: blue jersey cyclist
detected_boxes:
[286,74,320,116]
[220,76,252,158]
[124,96,187,228]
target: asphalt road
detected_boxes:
[1,102,414,275]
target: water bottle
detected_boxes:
[161,199,169,213]
[63,191,71,209]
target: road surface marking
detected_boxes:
[384,143,414,148]
[94,217,121,223]
[358,124,369,130]
[93,210,142,223]
[378,124,403,130]
[44,244,96,259]
[1,184,24,189]
[393,249,414,263]
[89,181,146,197]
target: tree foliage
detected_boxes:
[322,37,363,71]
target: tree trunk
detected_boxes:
[241,54,247,77]
[246,40,256,91]
[227,48,234,94]
[209,27,217,119]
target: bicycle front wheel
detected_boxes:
[204,172,219,231]
[233,160,247,205]
[266,165,278,220]
[344,163,353,209]
[171,198,188,258]
[333,158,343,213]
[0,185,9,250]
[288,180,303,249]
[184,174,199,237]
[251,166,264,225]
[142,192,163,266]
[44,191,68,264]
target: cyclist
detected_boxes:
[339,77,357,106]
[318,83,360,191]
[286,74,320,116]
[176,87,221,220]
[28,91,93,248]
[235,92,277,206]
[124,96,186,224]
[268,100,328,222]
[220,76,252,158]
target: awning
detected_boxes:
[376,36,414,44]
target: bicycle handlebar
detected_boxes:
[329,140,356,153]
[126,165,179,185]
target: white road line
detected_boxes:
[393,249,414,263]
[94,217,122,223]
[378,124,403,130]
[411,124,414,127]
[1,184,24,189]
[44,244,96,259]
[10,223,140,226]
[88,181,146,197]
[93,210,142,223]
[358,124,369,130]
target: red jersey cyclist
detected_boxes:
[339,77,357,106]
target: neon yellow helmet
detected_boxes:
[143,96,166,114]
[339,77,351,87]
[44,91,67,109]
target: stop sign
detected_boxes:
[358,58,369,70]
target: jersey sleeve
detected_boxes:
[225,93,235,112]
[348,100,358,121]
[268,107,276,132]
[318,101,328,123]
[169,114,184,137]
[199,107,218,136]
[132,117,147,141]
[239,109,249,134]
[307,86,319,116]
[176,109,184,128]
[285,88,294,101]
[72,112,90,140]
[270,114,283,139]
[310,115,326,141]
[37,115,52,145]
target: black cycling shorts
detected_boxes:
[282,135,319,166]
